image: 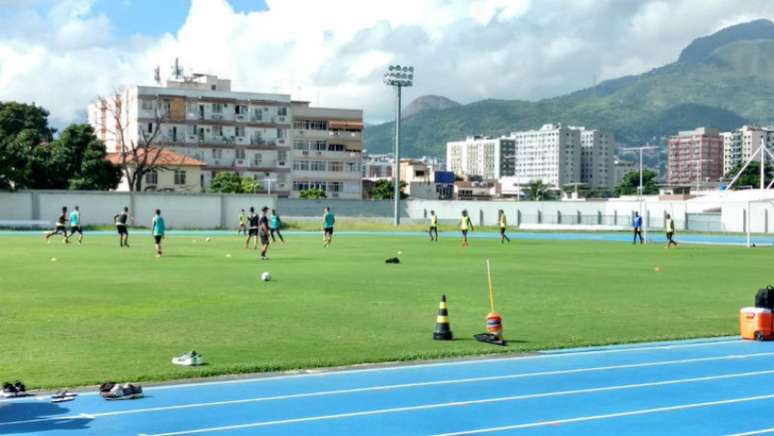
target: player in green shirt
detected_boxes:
[152,209,166,257]
[69,206,83,244]
[459,209,473,247]
[498,209,510,244]
[665,214,678,248]
[428,210,439,242]
[238,209,247,236]
[322,207,335,247]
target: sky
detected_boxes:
[2,0,774,128]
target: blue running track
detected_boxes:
[2,229,773,246]
[3,337,774,435]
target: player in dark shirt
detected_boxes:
[258,207,271,260]
[113,206,130,247]
[244,207,259,249]
[45,206,70,244]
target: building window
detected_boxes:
[141,100,153,111]
[278,150,287,162]
[213,126,223,136]
[329,143,345,152]
[252,108,263,121]
[328,182,342,192]
[212,149,222,159]
[312,140,327,151]
[293,160,309,171]
[235,126,245,137]
[329,161,343,172]
[293,140,307,151]
[145,170,158,186]
[147,123,153,133]
[311,161,326,171]
[277,128,285,139]
[277,107,288,116]
[212,103,222,113]
[174,170,186,185]
[253,153,262,166]
[236,148,246,160]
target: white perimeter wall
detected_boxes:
[2,190,774,232]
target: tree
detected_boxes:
[0,102,54,189]
[724,161,774,190]
[615,170,659,196]
[53,124,121,190]
[300,188,327,199]
[526,179,553,201]
[208,172,262,193]
[98,90,170,191]
[370,179,408,200]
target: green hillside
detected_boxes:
[364,19,774,159]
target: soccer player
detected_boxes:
[269,209,285,243]
[259,206,271,260]
[113,206,130,247]
[665,214,678,248]
[322,207,335,247]
[69,206,83,244]
[45,206,70,244]
[498,209,510,244]
[428,210,438,242]
[632,211,644,245]
[459,209,473,247]
[152,209,165,257]
[238,209,247,236]
[245,207,259,249]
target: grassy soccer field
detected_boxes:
[0,231,767,389]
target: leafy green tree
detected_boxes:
[615,170,659,196]
[526,179,554,201]
[54,124,121,190]
[0,102,54,189]
[370,179,408,199]
[724,161,774,190]
[300,188,327,199]
[208,172,262,193]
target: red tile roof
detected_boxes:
[106,148,206,167]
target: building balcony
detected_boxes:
[204,159,291,173]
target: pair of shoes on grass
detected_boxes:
[172,350,204,366]
[51,390,78,403]
[1,381,27,398]
[99,382,143,400]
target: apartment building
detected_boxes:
[505,124,581,188]
[721,126,774,175]
[362,154,394,180]
[577,127,615,189]
[666,127,724,186]
[290,102,363,199]
[446,136,515,180]
[89,74,363,197]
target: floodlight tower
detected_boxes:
[384,65,414,226]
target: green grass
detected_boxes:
[0,232,767,389]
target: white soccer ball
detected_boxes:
[260,272,272,282]
[206,237,211,242]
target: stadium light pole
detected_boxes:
[384,65,414,226]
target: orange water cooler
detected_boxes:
[740,307,773,341]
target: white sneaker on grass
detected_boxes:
[172,351,204,366]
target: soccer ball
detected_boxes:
[206,237,211,242]
[261,272,272,282]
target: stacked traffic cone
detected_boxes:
[433,294,453,340]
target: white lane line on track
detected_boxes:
[51,338,746,398]
[728,428,774,436]
[2,349,771,427]
[432,393,774,435]
[139,370,774,436]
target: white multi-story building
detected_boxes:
[505,124,581,188]
[576,127,615,189]
[362,153,394,180]
[446,136,515,180]
[721,126,774,175]
[290,102,363,199]
[89,74,363,198]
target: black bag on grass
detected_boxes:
[755,286,774,309]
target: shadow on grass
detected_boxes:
[0,401,92,434]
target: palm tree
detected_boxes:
[526,179,549,201]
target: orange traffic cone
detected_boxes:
[433,294,453,340]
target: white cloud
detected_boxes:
[3,0,774,127]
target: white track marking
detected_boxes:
[2,350,772,428]
[140,370,774,436]
[64,338,742,397]
[728,428,774,436]
[433,393,774,435]
[2,350,771,427]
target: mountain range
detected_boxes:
[364,19,774,166]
